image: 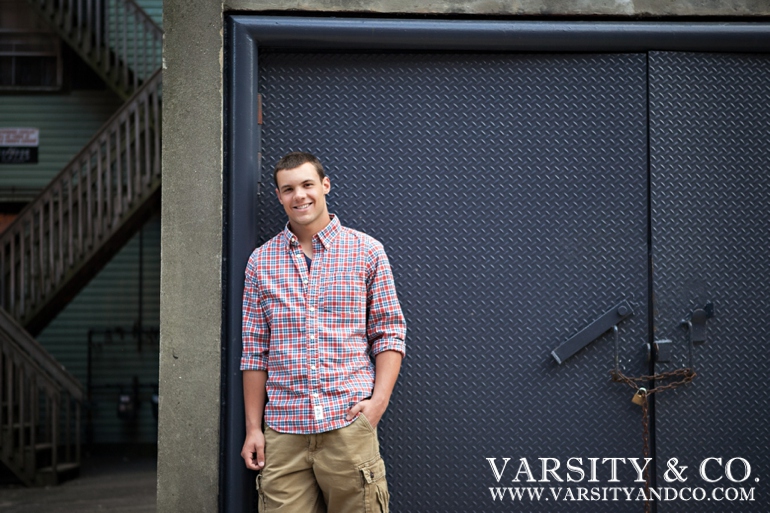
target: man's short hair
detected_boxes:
[274,152,326,186]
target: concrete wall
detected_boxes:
[158,0,223,510]
[158,1,768,511]
[224,0,770,16]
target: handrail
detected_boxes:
[0,309,83,401]
[1,326,82,486]
[122,0,162,32]
[0,69,162,333]
[25,0,163,98]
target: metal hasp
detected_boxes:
[685,301,714,345]
[551,301,633,364]
[652,339,673,363]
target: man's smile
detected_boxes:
[275,162,331,232]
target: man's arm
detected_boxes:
[346,350,402,427]
[347,241,407,427]
[241,370,267,470]
[240,256,270,470]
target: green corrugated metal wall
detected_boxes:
[105,0,163,83]
[137,0,163,27]
[0,91,123,201]
[38,216,161,445]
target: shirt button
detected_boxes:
[304,279,308,284]
[311,365,317,370]
[312,393,319,398]
[309,306,315,312]
[310,335,315,340]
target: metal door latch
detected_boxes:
[551,300,633,364]
[683,301,714,345]
[647,339,672,363]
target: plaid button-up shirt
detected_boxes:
[241,215,407,434]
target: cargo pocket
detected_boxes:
[255,472,266,512]
[359,457,389,513]
[376,483,390,511]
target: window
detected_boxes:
[0,0,62,90]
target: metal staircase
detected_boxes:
[0,308,84,486]
[0,69,162,336]
[0,0,162,486]
[24,0,163,99]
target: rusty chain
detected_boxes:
[610,367,696,513]
[610,368,696,395]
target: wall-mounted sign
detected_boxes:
[0,128,39,164]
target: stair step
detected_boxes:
[23,443,53,455]
[21,443,53,473]
[35,461,80,486]
[1,423,34,440]
[2,422,33,429]
[37,462,79,474]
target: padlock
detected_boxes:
[631,388,647,406]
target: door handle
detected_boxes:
[683,301,714,345]
[551,300,633,364]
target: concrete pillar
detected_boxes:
[158,0,224,511]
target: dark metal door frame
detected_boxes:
[224,16,770,512]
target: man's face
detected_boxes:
[275,162,331,232]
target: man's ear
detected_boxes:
[323,177,331,194]
[275,188,282,203]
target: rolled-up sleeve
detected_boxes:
[241,256,270,370]
[366,242,407,357]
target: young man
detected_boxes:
[241,152,407,512]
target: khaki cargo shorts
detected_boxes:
[256,414,390,513]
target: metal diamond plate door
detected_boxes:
[650,51,770,511]
[257,51,649,511]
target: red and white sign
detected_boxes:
[0,128,39,147]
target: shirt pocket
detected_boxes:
[321,271,366,321]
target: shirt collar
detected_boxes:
[282,214,341,250]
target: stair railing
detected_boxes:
[0,69,162,334]
[0,309,83,486]
[26,0,162,98]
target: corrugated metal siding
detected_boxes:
[37,216,160,445]
[136,0,163,28]
[106,0,163,83]
[0,91,123,200]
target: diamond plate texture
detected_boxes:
[650,51,770,511]
[256,51,649,512]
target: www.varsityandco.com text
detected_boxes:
[487,457,757,503]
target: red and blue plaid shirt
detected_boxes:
[241,215,407,434]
